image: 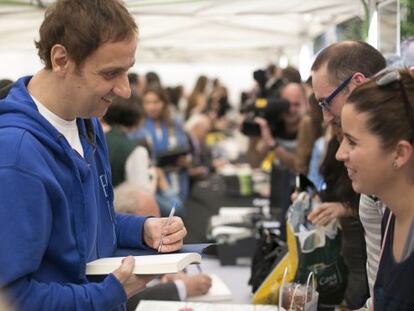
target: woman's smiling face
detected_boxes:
[336,104,396,195]
[143,91,164,120]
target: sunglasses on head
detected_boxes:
[318,74,353,111]
[376,70,414,142]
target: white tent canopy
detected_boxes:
[0,0,364,63]
[0,0,364,103]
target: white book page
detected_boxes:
[86,253,201,275]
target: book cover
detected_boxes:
[156,146,190,168]
[86,253,201,275]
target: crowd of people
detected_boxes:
[0,0,414,310]
[101,70,232,219]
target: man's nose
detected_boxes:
[113,73,132,99]
[322,108,335,125]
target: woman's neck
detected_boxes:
[379,178,414,224]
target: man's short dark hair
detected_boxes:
[0,79,13,99]
[311,41,386,85]
[128,72,139,85]
[282,66,302,83]
[145,72,162,88]
[35,0,138,69]
[103,93,143,128]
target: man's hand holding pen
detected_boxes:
[115,208,187,298]
[143,215,187,253]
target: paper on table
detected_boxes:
[136,300,279,311]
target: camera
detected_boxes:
[240,97,289,137]
[240,67,288,138]
[253,68,284,99]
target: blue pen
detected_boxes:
[158,202,177,252]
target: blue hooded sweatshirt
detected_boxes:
[0,77,149,310]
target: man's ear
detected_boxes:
[348,72,366,93]
[353,72,366,85]
[50,44,70,76]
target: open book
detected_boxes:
[86,253,201,275]
[187,274,232,302]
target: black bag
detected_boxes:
[249,226,287,293]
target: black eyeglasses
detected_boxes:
[318,75,353,111]
[376,70,414,142]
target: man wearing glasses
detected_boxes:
[310,41,386,308]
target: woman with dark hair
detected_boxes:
[186,75,209,119]
[290,94,368,309]
[336,68,414,310]
[313,134,368,309]
[306,96,369,309]
[103,93,152,189]
[128,86,190,216]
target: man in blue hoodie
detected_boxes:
[0,1,187,310]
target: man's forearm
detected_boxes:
[274,145,297,172]
[247,138,267,168]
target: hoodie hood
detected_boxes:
[0,76,99,168]
[0,77,69,155]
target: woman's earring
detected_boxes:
[393,161,399,169]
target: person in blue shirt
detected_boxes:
[0,1,187,310]
[129,86,190,216]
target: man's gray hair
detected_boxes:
[113,182,139,214]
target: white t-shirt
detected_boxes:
[30,95,84,157]
[125,146,154,193]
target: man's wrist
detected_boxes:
[142,217,155,248]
